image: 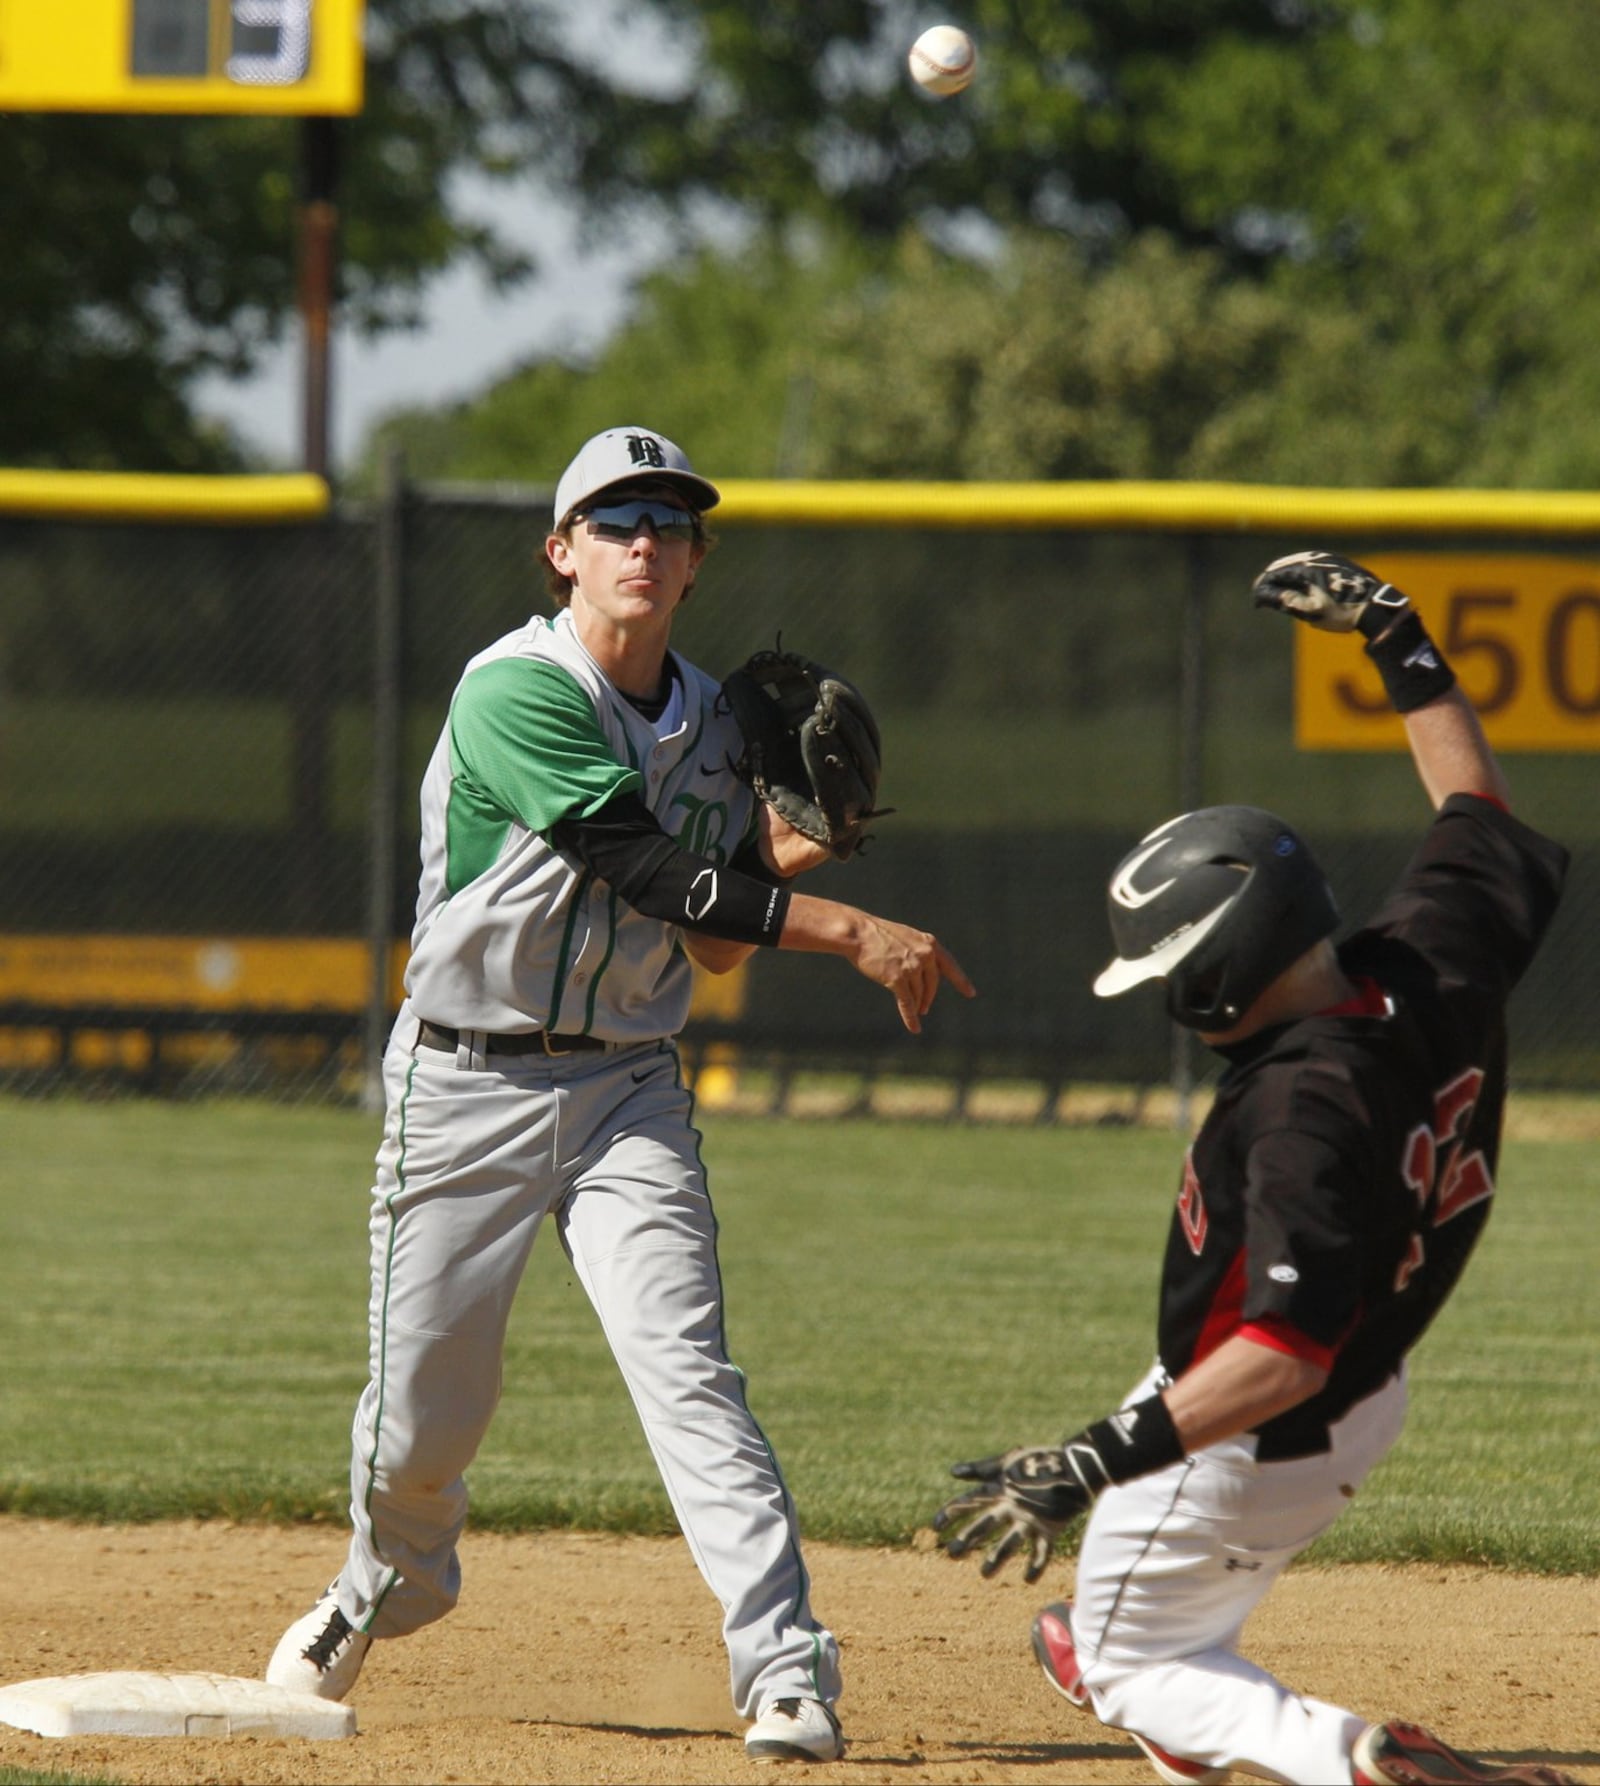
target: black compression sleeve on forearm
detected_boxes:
[550,793,791,945]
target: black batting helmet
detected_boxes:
[1093,805,1339,1031]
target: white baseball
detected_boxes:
[908,26,977,97]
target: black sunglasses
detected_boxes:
[576,498,699,543]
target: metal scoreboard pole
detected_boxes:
[287,112,342,931]
[297,114,341,481]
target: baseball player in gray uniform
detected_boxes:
[266,425,973,1763]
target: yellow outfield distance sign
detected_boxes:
[1296,554,1600,751]
[0,934,747,1023]
[0,934,393,1012]
[0,0,365,114]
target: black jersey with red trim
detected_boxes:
[1155,795,1566,1462]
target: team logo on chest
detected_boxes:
[670,791,731,861]
[1178,1151,1208,1255]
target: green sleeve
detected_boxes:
[449,656,642,834]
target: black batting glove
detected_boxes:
[1252,548,1457,712]
[932,1446,1094,1583]
[1252,550,1411,640]
[932,1395,1186,1584]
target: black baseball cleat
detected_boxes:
[1352,1721,1577,1786]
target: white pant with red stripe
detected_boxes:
[1069,1362,1409,1784]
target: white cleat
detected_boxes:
[744,1696,844,1763]
[265,1582,371,1702]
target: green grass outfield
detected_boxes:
[1,1096,1595,1573]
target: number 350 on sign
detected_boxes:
[1296,554,1600,751]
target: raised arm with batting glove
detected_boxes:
[1253,549,1509,809]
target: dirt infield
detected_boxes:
[0,1517,1594,1784]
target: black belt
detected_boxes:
[415,1020,609,1058]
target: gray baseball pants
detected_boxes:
[333,1008,840,1720]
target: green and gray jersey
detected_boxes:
[405,608,758,1039]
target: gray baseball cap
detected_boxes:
[552,426,721,526]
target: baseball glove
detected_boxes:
[720,645,889,861]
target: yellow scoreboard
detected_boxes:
[0,0,365,114]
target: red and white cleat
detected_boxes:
[1351,1721,1576,1786]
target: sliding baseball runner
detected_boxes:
[933,552,1570,1786]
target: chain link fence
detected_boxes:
[1,478,1594,1108]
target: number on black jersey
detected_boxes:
[1394,1066,1493,1292]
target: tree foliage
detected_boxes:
[375,0,1600,491]
[562,0,1325,252]
[364,228,1397,487]
[1130,0,1600,485]
[8,0,1600,485]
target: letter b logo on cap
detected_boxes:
[626,434,667,469]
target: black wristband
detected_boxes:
[1364,609,1458,714]
[1072,1393,1185,1489]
